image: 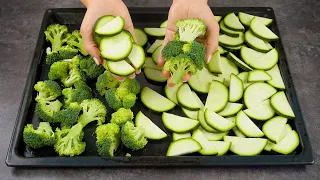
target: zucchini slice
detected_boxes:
[264,140,276,151]
[160,20,168,28]
[94,15,115,30]
[182,108,198,120]
[244,82,277,108]
[198,126,228,141]
[135,111,167,140]
[229,74,244,102]
[134,28,148,46]
[272,130,299,155]
[173,132,191,141]
[221,56,239,79]
[223,13,245,31]
[241,46,279,70]
[245,30,273,52]
[166,138,201,156]
[262,116,287,143]
[247,70,272,82]
[188,67,217,93]
[164,82,183,104]
[237,72,249,83]
[141,87,176,112]
[205,80,229,112]
[95,16,124,36]
[144,28,166,37]
[223,136,267,156]
[243,99,275,121]
[162,113,199,133]
[270,91,295,118]
[232,127,246,138]
[222,45,243,52]
[208,50,222,73]
[279,124,292,142]
[152,45,162,64]
[220,21,241,37]
[142,57,162,70]
[226,116,236,123]
[177,83,201,111]
[250,17,279,41]
[238,12,273,26]
[100,31,133,60]
[127,43,145,69]
[192,129,218,155]
[147,39,164,53]
[106,60,135,76]
[236,111,264,137]
[198,110,220,133]
[205,109,236,132]
[227,52,253,71]
[217,45,227,55]
[144,68,167,83]
[219,33,245,47]
[266,64,286,90]
[218,103,243,117]
[209,141,231,156]
[215,16,222,22]
[192,91,205,109]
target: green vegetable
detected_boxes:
[35,99,63,123]
[79,56,105,79]
[119,78,141,95]
[96,123,121,157]
[121,121,148,151]
[110,108,134,127]
[62,81,93,106]
[161,40,185,60]
[67,30,88,56]
[96,71,120,96]
[48,61,69,81]
[44,24,69,51]
[54,102,81,128]
[105,87,137,110]
[175,18,206,42]
[23,122,55,149]
[78,98,107,127]
[34,80,61,103]
[182,41,206,70]
[45,46,78,65]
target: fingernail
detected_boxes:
[93,57,100,65]
[136,69,141,74]
[206,55,212,64]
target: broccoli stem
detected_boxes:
[78,114,93,127]
[170,65,189,85]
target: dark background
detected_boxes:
[0,0,319,179]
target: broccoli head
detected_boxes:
[54,123,86,156]
[121,121,148,151]
[59,45,78,59]
[110,108,134,127]
[44,24,69,51]
[96,71,120,96]
[45,47,61,65]
[105,87,137,110]
[182,41,206,70]
[164,54,197,85]
[79,56,105,79]
[176,18,207,42]
[23,122,55,149]
[67,30,88,56]
[62,81,93,106]
[95,123,121,157]
[34,80,61,102]
[35,99,63,122]
[119,78,141,95]
[62,64,86,87]
[54,102,81,128]
[161,40,185,60]
[78,98,107,127]
[48,61,69,81]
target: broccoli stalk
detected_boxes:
[78,99,107,127]
[110,108,134,127]
[95,123,121,157]
[44,24,69,51]
[176,18,207,42]
[34,80,61,102]
[96,71,120,96]
[67,30,88,56]
[121,121,148,151]
[23,122,56,149]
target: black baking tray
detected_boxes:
[6,7,314,167]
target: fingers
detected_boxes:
[158,29,176,67]
[204,19,220,63]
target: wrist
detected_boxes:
[81,0,123,8]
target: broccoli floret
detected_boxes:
[48,61,70,81]
[110,108,134,127]
[67,30,88,56]
[182,41,206,70]
[79,56,105,79]
[95,123,120,157]
[23,122,55,149]
[164,54,197,85]
[96,71,120,96]
[125,153,131,157]
[35,99,63,122]
[59,45,78,59]
[121,121,148,151]
[44,24,69,51]
[34,80,61,102]
[119,78,141,95]
[176,18,207,42]
[62,81,93,106]
[62,65,86,87]
[105,88,137,110]
[78,98,107,127]
[161,40,185,60]
[54,123,86,156]
[54,102,81,128]
[45,47,61,65]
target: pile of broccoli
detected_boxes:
[23,23,147,157]
[161,18,207,85]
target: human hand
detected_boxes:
[80,0,138,80]
[158,0,220,86]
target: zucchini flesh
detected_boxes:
[223,136,267,156]
[245,30,273,52]
[215,16,222,22]
[177,84,201,111]
[134,28,148,46]
[229,74,244,102]
[144,68,167,82]
[173,132,191,141]
[264,140,276,151]
[205,109,236,132]
[219,33,245,47]
[160,20,168,28]
[220,56,239,84]
[272,130,299,155]
[198,110,220,133]
[270,91,295,118]
[236,111,264,137]
[218,102,243,117]
[147,39,164,53]
[127,43,145,69]
[241,47,279,70]
[192,129,218,155]
[152,45,162,64]
[209,141,231,156]
[198,126,228,141]
[250,17,278,41]
[188,67,217,93]
[166,138,201,156]
[205,80,229,112]
[217,45,227,54]
[278,124,292,142]
[135,111,167,140]
[142,57,162,70]
[141,87,176,112]
[223,13,245,31]
[238,12,273,26]
[262,116,287,143]
[208,50,222,73]
[162,113,199,133]
[227,52,253,71]
[219,21,241,37]
[232,127,246,138]
[144,28,166,37]
[247,70,272,82]
[192,91,205,109]
[106,60,135,76]
[244,82,277,108]
[266,64,286,90]
[94,15,115,30]
[164,82,183,104]
[243,99,275,121]
[95,16,124,36]
[182,108,198,120]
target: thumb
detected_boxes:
[205,21,219,63]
